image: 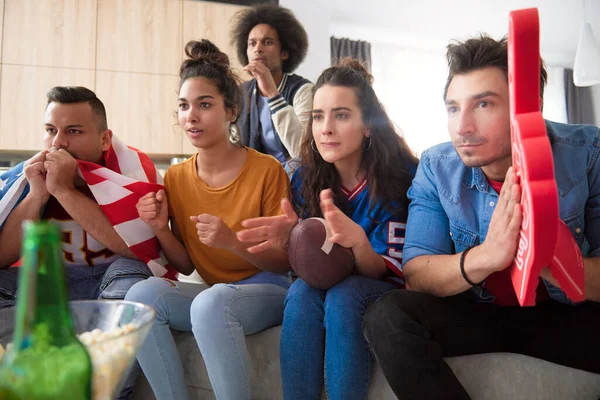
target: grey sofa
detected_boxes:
[133,325,600,400]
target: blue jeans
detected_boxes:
[0,257,152,309]
[124,272,290,400]
[280,275,396,400]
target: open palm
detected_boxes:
[237,198,299,253]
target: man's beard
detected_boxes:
[460,150,511,168]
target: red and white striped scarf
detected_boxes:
[78,135,177,279]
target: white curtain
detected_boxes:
[543,66,568,123]
[371,44,452,156]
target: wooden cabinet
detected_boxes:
[95,71,182,155]
[183,1,248,74]
[0,0,242,154]
[97,0,183,75]
[0,0,4,61]
[0,65,95,151]
[3,0,97,69]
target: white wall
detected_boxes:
[280,0,330,83]
[282,0,600,155]
[579,0,600,126]
[325,0,600,154]
[326,0,598,69]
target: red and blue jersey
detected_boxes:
[43,186,120,267]
[291,170,409,286]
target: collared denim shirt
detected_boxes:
[403,120,600,303]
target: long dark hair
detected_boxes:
[180,39,244,146]
[298,59,418,219]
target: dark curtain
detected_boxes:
[199,0,277,5]
[330,36,372,71]
[564,68,596,124]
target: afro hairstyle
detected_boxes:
[231,4,309,73]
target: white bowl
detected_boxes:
[0,300,156,400]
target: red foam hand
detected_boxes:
[509,113,557,306]
[508,8,584,305]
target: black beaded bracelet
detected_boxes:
[459,245,484,288]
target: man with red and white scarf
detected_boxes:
[0,86,175,310]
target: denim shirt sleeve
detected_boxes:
[542,123,600,303]
[403,152,454,267]
[584,127,600,258]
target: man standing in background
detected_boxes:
[231,4,313,168]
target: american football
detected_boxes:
[288,218,354,289]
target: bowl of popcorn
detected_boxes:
[0,300,156,400]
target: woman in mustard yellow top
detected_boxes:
[125,40,291,400]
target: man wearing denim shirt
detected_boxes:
[363,35,600,400]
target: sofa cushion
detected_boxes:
[134,326,600,400]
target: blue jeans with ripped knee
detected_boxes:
[0,257,152,309]
[124,272,289,400]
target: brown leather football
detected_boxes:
[288,218,355,290]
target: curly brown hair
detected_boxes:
[230,4,308,73]
[296,59,418,220]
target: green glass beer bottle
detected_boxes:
[0,221,92,400]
